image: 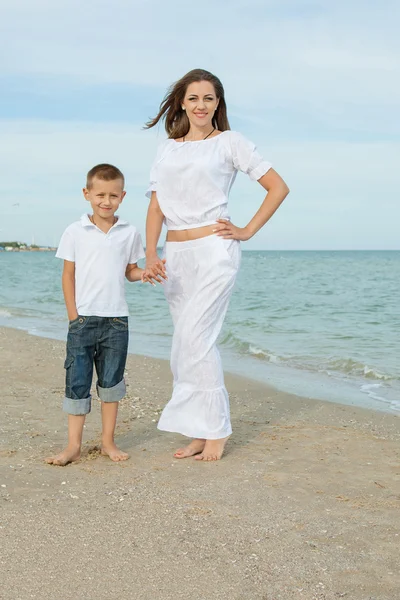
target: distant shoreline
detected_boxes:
[0,247,57,252]
[1,247,400,253]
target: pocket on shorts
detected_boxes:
[68,316,89,333]
[64,355,74,370]
[109,317,129,331]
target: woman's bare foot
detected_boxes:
[101,442,129,462]
[195,437,230,461]
[45,445,81,466]
[173,438,206,459]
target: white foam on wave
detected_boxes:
[0,308,12,318]
[248,345,281,363]
[361,383,382,391]
[363,366,390,380]
[325,357,393,381]
[360,382,400,411]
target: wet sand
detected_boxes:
[0,326,399,599]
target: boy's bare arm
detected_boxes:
[62,260,78,320]
[125,263,144,283]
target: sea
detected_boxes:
[0,250,399,414]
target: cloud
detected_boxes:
[1,0,398,147]
[1,1,399,103]
[0,1,398,248]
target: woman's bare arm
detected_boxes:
[215,168,290,240]
[144,192,167,283]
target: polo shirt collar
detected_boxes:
[80,214,128,228]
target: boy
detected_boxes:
[46,164,146,466]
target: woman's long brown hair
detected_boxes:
[145,69,230,139]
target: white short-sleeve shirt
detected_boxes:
[56,214,145,317]
[146,130,272,230]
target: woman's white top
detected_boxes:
[146,130,272,230]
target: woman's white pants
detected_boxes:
[158,234,241,439]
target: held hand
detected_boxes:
[146,255,167,275]
[214,219,251,241]
[142,257,167,285]
[141,270,156,286]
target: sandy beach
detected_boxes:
[0,326,399,599]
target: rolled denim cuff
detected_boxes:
[63,395,91,415]
[97,378,126,403]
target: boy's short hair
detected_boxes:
[86,164,125,189]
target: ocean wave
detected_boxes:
[325,358,393,381]
[0,308,12,318]
[248,345,281,363]
[220,331,396,382]
[360,383,386,403]
[219,331,282,364]
[360,383,400,412]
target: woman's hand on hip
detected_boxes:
[214,219,251,241]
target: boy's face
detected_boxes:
[83,177,126,219]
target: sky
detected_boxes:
[0,0,399,250]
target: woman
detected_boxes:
[143,69,289,461]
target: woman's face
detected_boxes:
[182,80,219,129]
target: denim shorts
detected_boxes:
[63,315,129,415]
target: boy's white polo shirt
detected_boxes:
[56,214,145,317]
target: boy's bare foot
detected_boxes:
[101,442,129,462]
[194,437,230,461]
[173,438,206,459]
[45,445,81,466]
